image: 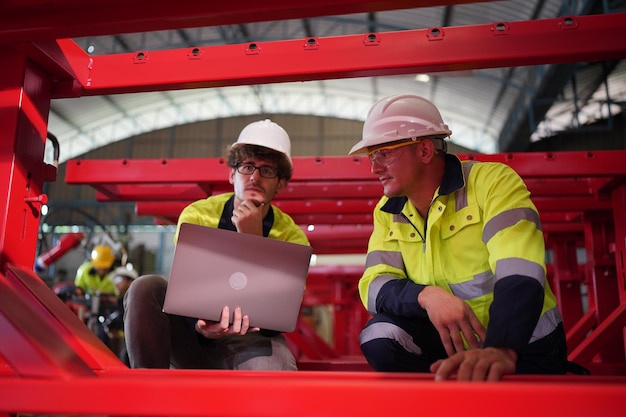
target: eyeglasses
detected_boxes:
[367,139,422,166]
[236,163,280,179]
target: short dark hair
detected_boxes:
[227,144,293,180]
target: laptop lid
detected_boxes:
[163,222,313,332]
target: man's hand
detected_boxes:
[417,286,486,355]
[195,306,260,339]
[231,199,264,235]
[430,347,517,381]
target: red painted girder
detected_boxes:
[65,158,231,183]
[102,181,382,202]
[308,264,364,278]
[65,152,626,186]
[542,223,586,234]
[540,212,584,223]
[0,370,625,417]
[305,224,373,240]
[66,157,373,184]
[312,245,368,255]
[533,197,612,212]
[0,266,126,378]
[462,151,626,178]
[102,180,613,204]
[273,199,378,214]
[95,184,217,202]
[100,179,613,203]
[0,0,495,45]
[523,177,615,197]
[66,151,626,204]
[290,213,374,225]
[136,201,597,227]
[42,13,626,97]
[282,181,381,199]
[135,203,375,226]
[569,304,626,364]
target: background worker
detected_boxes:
[74,244,117,296]
[105,265,139,365]
[74,244,119,344]
[124,119,310,370]
[349,94,569,381]
[111,265,139,299]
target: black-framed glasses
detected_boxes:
[236,163,280,179]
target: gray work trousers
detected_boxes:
[123,274,297,370]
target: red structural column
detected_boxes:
[549,235,585,333]
[611,183,626,348]
[0,46,53,271]
[582,213,625,363]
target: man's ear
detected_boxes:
[419,138,437,163]
[228,168,235,184]
[275,178,287,194]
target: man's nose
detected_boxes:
[370,160,383,174]
[249,169,261,181]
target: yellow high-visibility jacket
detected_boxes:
[174,192,310,336]
[74,261,116,296]
[175,192,309,246]
[359,154,562,350]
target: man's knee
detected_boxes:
[233,336,296,371]
[359,316,433,372]
[124,274,167,308]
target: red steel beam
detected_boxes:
[107,183,614,205]
[67,153,626,209]
[38,13,626,98]
[0,370,625,417]
[65,152,626,186]
[135,200,605,224]
[0,0,496,44]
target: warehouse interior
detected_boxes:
[1,0,626,416]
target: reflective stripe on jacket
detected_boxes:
[359,154,561,351]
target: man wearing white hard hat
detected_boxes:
[124,119,309,370]
[351,94,577,381]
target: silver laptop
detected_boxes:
[163,222,313,332]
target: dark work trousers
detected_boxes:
[123,274,297,370]
[359,312,570,374]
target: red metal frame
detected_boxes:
[64,151,626,375]
[1,263,625,416]
[2,1,626,415]
[0,0,496,44]
[22,13,626,98]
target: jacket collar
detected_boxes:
[218,194,274,237]
[381,154,465,214]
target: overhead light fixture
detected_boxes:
[415,74,431,83]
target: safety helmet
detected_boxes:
[112,266,138,281]
[90,245,115,269]
[349,94,452,155]
[231,119,292,167]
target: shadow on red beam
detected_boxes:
[533,197,612,212]
[1,370,624,417]
[96,183,219,201]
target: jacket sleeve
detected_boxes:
[474,163,547,351]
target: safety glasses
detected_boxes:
[367,139,422,165]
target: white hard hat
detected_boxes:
[112,266,138,281]
[232,119,292,166]
[349,94,452,155]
